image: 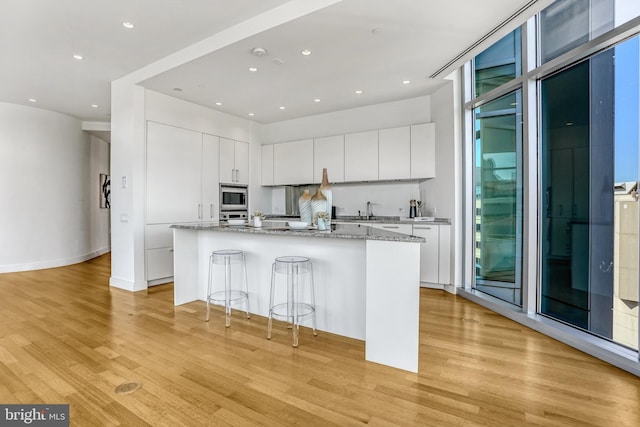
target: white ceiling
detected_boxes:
[0,0,550,126]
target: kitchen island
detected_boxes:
[171,222,423,372]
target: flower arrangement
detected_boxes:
[251,210,265,219]
[313,211,330,224]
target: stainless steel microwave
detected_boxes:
[220,184,247,211]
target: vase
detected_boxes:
[253,217,262,227]
[298,190,312,225]
[317,218,328,231]
[320,168,332,225]
[311,188,327,225]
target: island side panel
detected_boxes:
[173,228,200,305]
[195,231,367,340]
[365,239,421,373]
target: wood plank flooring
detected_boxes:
[0,254,639,426]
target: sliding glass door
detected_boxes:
[473,91,524,306]
[540,35,639,350]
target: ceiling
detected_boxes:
[0,0,550,127]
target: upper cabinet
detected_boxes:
[273,139,314,185]
[344,130,378,182]
[262,123,436,186]
[379,126,411,180]
[261,144,274,186]
[313,135,344,183]
[219,138,249,185]
[410,123,436,179]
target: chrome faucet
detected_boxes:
[366,201,373,220]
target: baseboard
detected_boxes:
[148,277,173,287]
[109,276,148,292]
[420,282,444,289]
[0,247,111,274]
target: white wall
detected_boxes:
[0,102,110,272]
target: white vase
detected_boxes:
[253,217,262,227]
[317,218,328,230]
[299,190,312,225]
[320,168,332,225]
[311,199,327,224]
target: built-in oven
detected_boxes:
[220,184,248,212]
[220,210,248,220]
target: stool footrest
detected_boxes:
[208,290,249,304]
[269,302,315,321]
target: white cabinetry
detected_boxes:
[344,130,378,182]
[314,135,344,183]
[379,126,410,180]
[219,138,249,184]
[145,121,220,282]
[412,223,450,286]
[273,139,314,185]
[410,123,436,179]
[369,223,413,235]
[261,145,274,186]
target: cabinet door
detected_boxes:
[438,224,451,285]
[344,130,378,182]
[202,134,220,220]
[273,139,314,185]
[410,123,436,179]
[413,224,439,283]
[261,144,274,186]
[146,247,174,281]
[146,122,202,224]
[313,135,345,183]
[234,141,249,185]
[379,126,410,180]
[219,137,235,183]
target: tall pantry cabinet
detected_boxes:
[145,121,220,283]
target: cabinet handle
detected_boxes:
[414,226,432,230]
[382,226,399,229]
[169,248,174,253]
[235,169,239,182]
[231,168,235,181]
[198,204,202,219]
[210,204,214,218]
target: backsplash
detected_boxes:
[271,181,431,218]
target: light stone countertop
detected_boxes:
[266,215,450,225]
[171,221,425,243]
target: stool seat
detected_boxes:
[267,256,317,347]
[207,249,250,327]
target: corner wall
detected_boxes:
[0,102,111,272]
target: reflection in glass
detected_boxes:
[474,28,521,97]
[474,91,523,306]
[540,36,639,350]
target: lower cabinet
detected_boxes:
[369,223,413,235]
[412,224,451,287]
[145,224,174,282]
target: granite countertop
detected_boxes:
[266,215,450,225]
[171,222,425,243]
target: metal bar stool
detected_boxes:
[206,249,250,327]
[267,256,317,347]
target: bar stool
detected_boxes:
[206,249,250,327]
[267,256,317,347]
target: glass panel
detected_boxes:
[474,29,521,97]
[474,91,523,306]
[541,35,639,350]
[540,0,615,64]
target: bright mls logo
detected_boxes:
[0,405,69,426]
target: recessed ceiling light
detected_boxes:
[173,87,182,92]
[248,67,258,72]
[215,102,223,106]
[402,80,411,85]
[248,113,255,116]
[73,54,84,61]
[301,49,312,56]
[279,106,286,110]
[28,98,37,103]
[355,90,363,94]
[91,104,98,108]
[566,122,574,126]
[314,98,321,103]
[371,28,383,35]
[122,21,135,29]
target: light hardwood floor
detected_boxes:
[0,254,639,426]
